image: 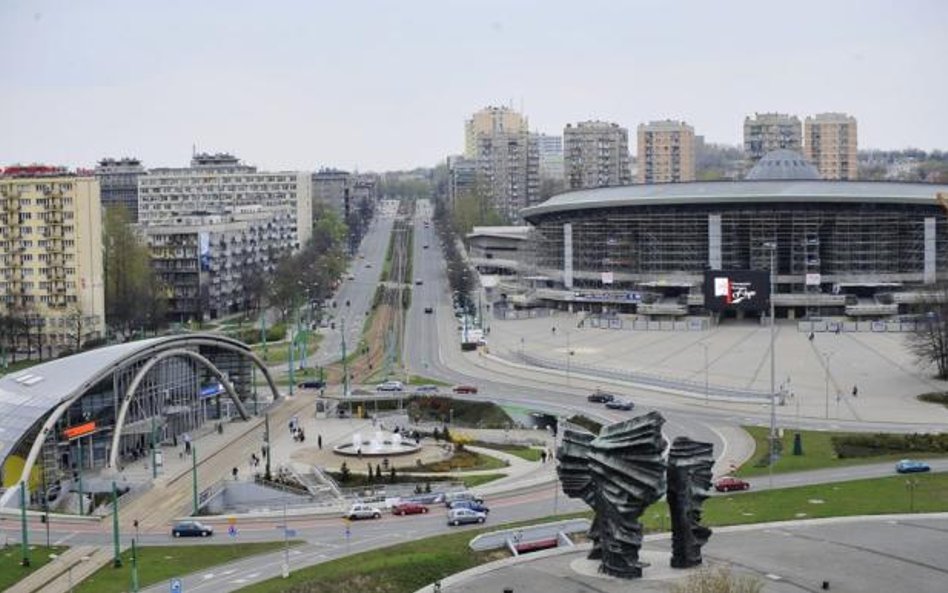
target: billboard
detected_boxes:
[704,270,770,312]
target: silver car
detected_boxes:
[345,503,382,520]
[447,508,486,526]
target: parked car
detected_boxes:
[423,243,429,249]
[298,379,326,389]
[587,390,615,403]
[604,398,634,411]
[365,263,372,268]
[414,384,439,394]
[443,491,483,508]
[447,508,486,526]
[415,279,424,285]
[713,477,751,492]
[171,520,214,537]
[392,502,429,516]
[376,381,405,392]
[449,500,490,514]
[344,503,382,520]
[424,306,434,314]
[895,459,931,474]
[453,385,478,394]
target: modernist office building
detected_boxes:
[520,151,948,319]
[0,334,279,509]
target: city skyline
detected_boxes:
[1,0,946,172]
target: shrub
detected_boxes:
[671,564,763,593]
[832,432,948,458]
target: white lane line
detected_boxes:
[53,532,77,546]
[202,573,215,580]
[220,569,236,576]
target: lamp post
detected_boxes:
[111,481,122,568]
[191,444,199,515]
[341,317,350,399]
[19,482,29,567]
[823,351,833,419]
[700,342,709,405]
[150,415,158,479]
[764,242,777,488]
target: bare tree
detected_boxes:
[906,285,948,379]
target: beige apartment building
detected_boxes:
[0,167,104,351]
[564,121,631,189]
[637,120,696,183]
[803,112,858,180]
[464,106,529,158]
[743,112,802,164]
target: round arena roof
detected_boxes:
[522,180,948,220]
[746,149,820,181]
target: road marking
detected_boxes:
[202,573,215,580]
[221,569,236,576]
[53,532,76,546]
[765,573,783,581]
[231,578,248,584]
[246,572,260,579]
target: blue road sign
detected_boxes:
[228,525,237,538]
[170,578,182,593]
[285,528,297,537]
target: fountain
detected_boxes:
[333,430,421,457]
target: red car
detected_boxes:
[453,385,478,394]
[392,502,429,516]
[714,477,751,492]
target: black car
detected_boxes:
[424,306,434,314]
[298,380,326,389]
[171,520,214,537]
[587,390,615,403]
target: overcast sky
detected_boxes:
[2,0,946,172]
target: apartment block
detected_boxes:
[564,121,631,189]
[637,120,696,183]
[804,113,858,180]
[464,106,528,159]
[535,133,564,181]
[138,153,312,321]
[95,157,146,221]
[0,166,104,349]
[743,113,802,164]
[312,168,350,218]
[446,155,478,206]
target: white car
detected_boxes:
[344,503,382,520]
[376,380,405,392]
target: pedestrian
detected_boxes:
[183,433,191,455]
[808,332,815,341]
[232,466,238,481]
[852,385,858,397]
[318,434,323,450]
[540,450,547,463]
[299,429,306,443]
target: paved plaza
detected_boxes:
[487,315,948,425]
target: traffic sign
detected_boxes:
[285,528,297,537]
[227,516,237,525]
[170,578,182,593]
[228,525,238,538]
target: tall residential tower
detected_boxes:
[743,113,802,164]
[637,120,696,184]
[564,121,631,190]
[803,113,858,180]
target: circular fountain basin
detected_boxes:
[333,431,421,457]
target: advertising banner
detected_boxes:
[704,270,770,312]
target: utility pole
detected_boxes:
[260,313,268,361]
[765,242,777,489]
[701,342,709,405]
[19,482,30,566]
[288,302,295,397]
[150,415,158,479]
[264,413,272,481]
[111,481,122,568]
[824,352,832,419]
[76,438,84,516]
[341,317,350,398]
[131,537,139,592]
[191,445,198,515]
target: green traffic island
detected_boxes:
[736,426,948,477]
[398,445,509,473]
[325,395,515,429]
[74,541,299,593]
[469,441,545,462]
[917,391,948,409]
[0,545,68,591]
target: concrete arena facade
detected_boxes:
[521,180,948,318]
[0,334,279,508]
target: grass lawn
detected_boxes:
[472,441,544,462]
[461,473,507,487]
[736,426,946,477]
[76,542,296,593]
[405,375,453,387]
[239,472,948,593]
[251,333,322,366]
[402,448,508,473]
[0,545,67,591]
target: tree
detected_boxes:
[375,464,382,479]
[339,462,351,483]
[389,466,396,483]
[907,286,948,379]
[103,208,166,337]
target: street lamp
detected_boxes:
[700,342,709,405]
[823,351,833,420]
[763,242,777,488]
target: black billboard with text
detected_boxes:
[704,270,770,312]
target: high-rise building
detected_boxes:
[312,168,350,218]
[804,113,858,180]
[564,121,631,190]
[534,133,564,181]
[0,165,105,349]
[637,120,696,184]
[466,107,539,222]
[138,153,312,321]
[94,157,146,221]
[464,106,528,158]
[743,113,802,164]
[446,155,478,206]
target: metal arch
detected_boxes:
[0,333,281,507]
[106,349,249,469]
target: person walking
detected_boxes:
[232,466,238,481]
[852,385,858,397]
[317,434,323,450]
